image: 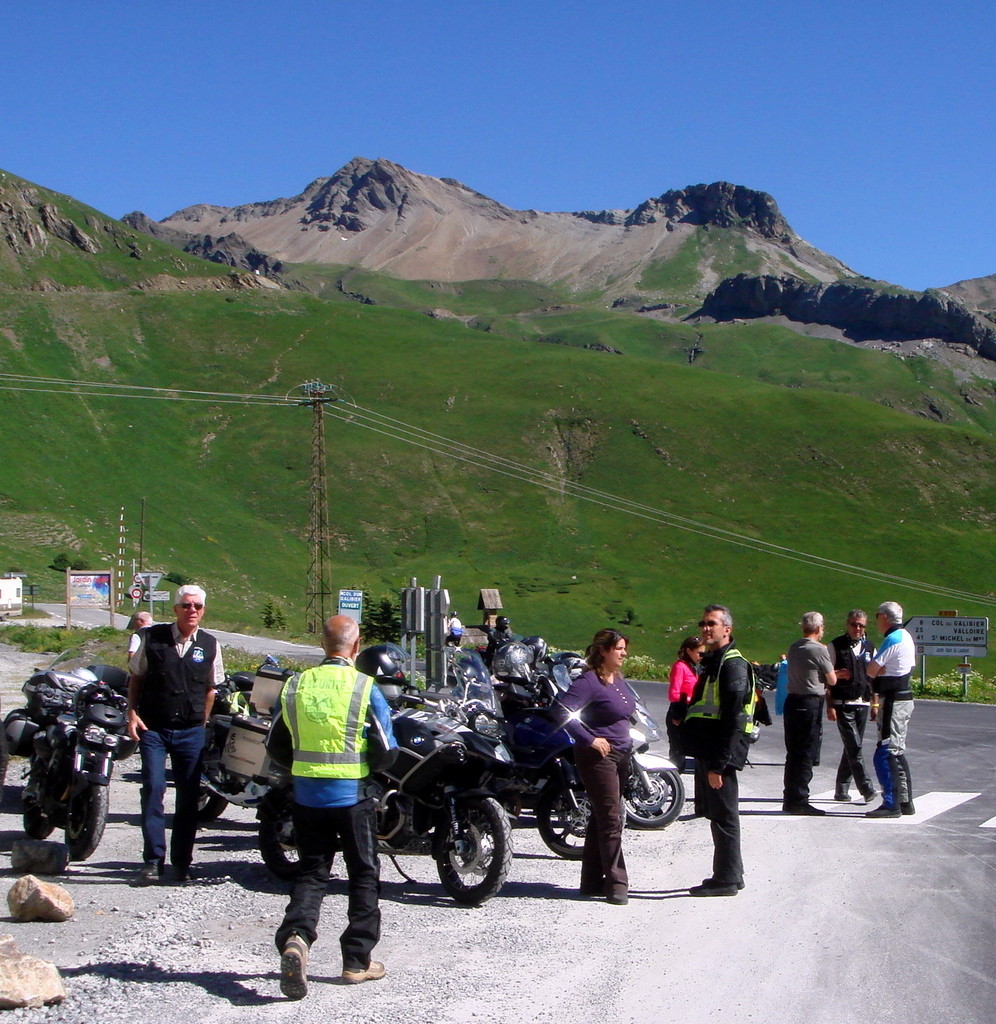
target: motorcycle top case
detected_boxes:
[24,675,77,723]
[221,715,273,781]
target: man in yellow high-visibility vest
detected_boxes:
[681,604,755,896]
[275,615,396,999]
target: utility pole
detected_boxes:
[299,380,336,633]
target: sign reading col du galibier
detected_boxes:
[907,616,988,657]
[338,589,363,622]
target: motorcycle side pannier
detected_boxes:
[221,715,272,781]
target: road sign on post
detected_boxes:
[425,582,450,688]
[338,589,363,623]
[907,616,988,657]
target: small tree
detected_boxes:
[361,596,401,643]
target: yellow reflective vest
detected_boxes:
[281,662,374,779]
[685,646,757,733]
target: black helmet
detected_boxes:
[356,643,406,680]
[521,636,548,664]
[492,641,532,682]
[496,616,510,630]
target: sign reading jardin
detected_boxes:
[907,616,988,657]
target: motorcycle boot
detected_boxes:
[280,934,309,1000]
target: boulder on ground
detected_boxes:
[6,875,74,923]
[10,840,69,876]
[0,934,66,1009]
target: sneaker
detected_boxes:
[865,804,901,819]
[689,881,739,897]
[131,861,162,887]
[280,935,309,1000]
[342,960,386,984]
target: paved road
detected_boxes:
[30,603,324,659]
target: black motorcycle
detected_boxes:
[4,651,135,861]
[257,649,515,906]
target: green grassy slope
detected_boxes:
[0,176,993,674]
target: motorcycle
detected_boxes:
[256,648,516,906]
[197,657,294,823]
[3,650,135,861]
[493,640,685,859]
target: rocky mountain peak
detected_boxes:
[626,181,791,239]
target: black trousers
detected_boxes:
[833,705,874,798]
[274,797,381,972]
[575,743,630,895]
[782,694,824,808]
[694,761,743,885]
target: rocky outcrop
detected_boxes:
[625,182,792,239]
[122,211,284,277]
[699,274,996,361]
[0,181,99,256]
[0,935,66,1009]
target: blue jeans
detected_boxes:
[138,724,205,868]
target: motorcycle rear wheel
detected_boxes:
[535,784,588,860]
[197,788,229,823]
[624,766,685,829]
[258,808,303,879]
[65,784,109,860]
[436,796,512,906]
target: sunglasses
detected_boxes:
[698,619,722,628]
[179,602,204,610]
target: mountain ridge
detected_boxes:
[147,156,850,291]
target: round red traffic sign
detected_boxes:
[130,587,143,599]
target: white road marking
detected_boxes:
[810,790,980,823]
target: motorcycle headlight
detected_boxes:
[470,710,503,739]
[82,724,107,745]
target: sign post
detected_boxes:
[907,614,988,698]
[337,588,364,623]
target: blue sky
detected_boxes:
[4,0,994,290]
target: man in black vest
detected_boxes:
[127,584,223,884]
[827,609,877,804]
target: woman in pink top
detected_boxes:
[666,636,704,769]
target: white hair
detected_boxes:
[876,601,903,625]
[175,584,207,605]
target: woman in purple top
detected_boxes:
[666,636,704,768]
[558,628,635,905]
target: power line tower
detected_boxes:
[298,380,336,633]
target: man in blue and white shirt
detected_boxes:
[865,601,916,818]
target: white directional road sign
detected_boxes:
[907,615,988,657]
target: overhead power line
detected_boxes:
[1,372,992,608]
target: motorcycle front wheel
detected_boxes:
[535,784,588,860]
[624,766,685,829]
[65,784,109,860]
[435,796,512,906]
[23,800,54,841]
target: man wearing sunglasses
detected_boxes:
[127,584,224,884]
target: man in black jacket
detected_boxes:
[827,610,877,804]
[127,585,223,885]
[682,604,754,897]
